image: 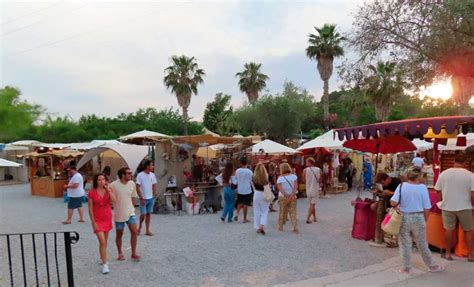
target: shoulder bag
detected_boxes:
[381,183,404,236]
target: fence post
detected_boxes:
[64,232,79,287]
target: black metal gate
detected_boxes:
[1,231,79,287]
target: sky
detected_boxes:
[1,0,364,122]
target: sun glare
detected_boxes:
[419,80,452,100]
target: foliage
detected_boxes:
[0,86,43,142]
[306,24,346,122]
[202,93,233,135]
[233,81,316,143]
[347,0,474,113]
[235,62,269,104]
[363,62,405,121]
[164,55,205,134]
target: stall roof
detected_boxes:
[9,140,43,147]
[412,139,433,152]
[76,144,149,173]
[297,130,346,151]
[250,139,299,155]
[119,129,170,143]
[69,140,122,150]
[168,134,252,146]
[335,116,474,141]
[439,133,474,151]
[0,158,23,167]
[20,149,83,158]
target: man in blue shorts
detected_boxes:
[62,166,85,224]
[111,167,140,261]
[136,160,157,236]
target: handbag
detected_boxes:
[381,183,403,236]
[263,184,275,202]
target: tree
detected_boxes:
[0,86,43,142]
[163,55,205,134]
[306,24,345,124]
[235,62,269,104]
[349,0,474,114]
[202,93,233,135]
[233,81,315,143]
[363,62,405,121]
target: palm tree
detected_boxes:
[306,24,345,125]
[364,61,405,121]
[235,62,269,104]
[164,55,205,135]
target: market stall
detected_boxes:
[335,116,474,254]
[21,149,83,198]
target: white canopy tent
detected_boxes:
[119,129,170,142]
[76,144,149,179]
[412,139,433,152]
[250,139,298,155]
[297,129,346,151]
[69,140,122,150]
[0,158,22,167]
[439,133,474,151]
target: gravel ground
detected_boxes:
[0,184,398,286]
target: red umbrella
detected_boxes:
[343,135,416,154]
[343,135,416,174]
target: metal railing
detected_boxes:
[1,231,79,287]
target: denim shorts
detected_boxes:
[115,215,138,230]
[67,197,83,209]
[139,198,155,214]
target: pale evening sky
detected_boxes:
[1,0,363,122]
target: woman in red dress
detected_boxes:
[88,173,116,274]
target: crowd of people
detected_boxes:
[60,151,473,275]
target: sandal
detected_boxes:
[117,254,125,261]
[131,254,141,261]
[306,220,312,224]
[441,254,453,261]
[429,265,444,273]
[62,221,71,225]
[397,268,410,274]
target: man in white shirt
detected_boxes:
[234,157,253,223]
[136,160,157,236]
[434,153,474,261]
[111,167,140,261]
[412,153,425,168]
[62,166,85,224]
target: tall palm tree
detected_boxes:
[164,55,205,135]
[235,62,269,104]
[365,61,405,122]
[306,24,345,125]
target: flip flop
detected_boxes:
[397,268,410,274]
[62,221,71,225]
[306,220,312,224]
[429,265,445,273]
[441,254,453,261]
[117,254,125,261]
[78,219,85,223]
[145,232,154,236]
[131,254,141,261]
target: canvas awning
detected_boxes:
[250,139,299,155]
[297,130,346,151]
[170,134,251,146]
[119,129,170,143]
[335,116,474,141]
[76,144,149,173]
[69,140,122,150]
[439,133,474,151]
[20,150,83,158]
[0,158,23,167]
[412,139,433,152]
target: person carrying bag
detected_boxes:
[389,166,444,274]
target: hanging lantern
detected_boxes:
[423,127,458,140]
